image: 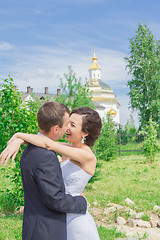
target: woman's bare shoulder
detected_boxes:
[82,145,96,160]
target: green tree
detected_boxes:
[0,77,42,209]
[125,23,160,130]
[54,66,94,110]
[140,117,160,163]
[139,118,159,163]
[95,114,118,161]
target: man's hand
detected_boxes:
[80,193,87,202]
[80,193,90,209]
[0,138,23,165]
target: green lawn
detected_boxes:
[0,214,23,240]
[85,154,160,212]
[0,153,160,239]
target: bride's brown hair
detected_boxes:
[70,107,102,147]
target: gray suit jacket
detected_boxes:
[20,144,87,240]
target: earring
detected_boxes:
[81,136,86,144]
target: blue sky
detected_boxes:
[0,0,160,126]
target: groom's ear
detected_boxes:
[50,125,60,134]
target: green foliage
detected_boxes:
[54,66,94,111]
[95,114,118,161]
[140,118,159,162]
[125,23,160,130]
[0,191,15,214]
[0,77,43,208]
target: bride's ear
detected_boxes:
[84,131,89,138]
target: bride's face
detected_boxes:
[65,113,86,145]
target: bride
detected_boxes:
[1,106,102,240]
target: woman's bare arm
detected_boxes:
[0,138,24,165]
[16,133,95,164]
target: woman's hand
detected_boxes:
[0,138,23,165]
[7,133,19,145]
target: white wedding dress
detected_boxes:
[61,160,100,240]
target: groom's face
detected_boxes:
[55,112,70,140]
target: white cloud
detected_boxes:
[0,44,137,126]
[0,42,13,51]
[9,46,128,92]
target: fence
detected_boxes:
[117,131,144,156]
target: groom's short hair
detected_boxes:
[37,102,70,133]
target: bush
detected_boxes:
[95,114,118,161]
[0,77,43,208]
[140,118,159,162]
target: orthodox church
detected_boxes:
[88,52,120,124]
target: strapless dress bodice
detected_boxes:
[60,160,92,197]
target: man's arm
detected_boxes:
[35,151,87,214]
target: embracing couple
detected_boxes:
[0,101,102,240]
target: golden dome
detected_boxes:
[89,62,101,70]
[89,49,101,70]
[107,108,116,116]
[92,55,97,61]
[92,49,97,61]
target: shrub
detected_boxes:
[0,77,43,208]
[95,114,118,161]
[140,117,159,162]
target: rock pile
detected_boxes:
[90,198,160,240]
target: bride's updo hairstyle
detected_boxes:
[70,107,102,147]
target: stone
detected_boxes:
[157,220,160,227]
[135,219,151,228]
[129,209,136,216]
[128,219,137,227]
[125,198,135,205]
[116,204,125,211]
[153,205,160,211]
[107,203,124,211]
[104,206,116,214]
[150,220,158,228]
[135,212,144,219]
[116,216,126,225]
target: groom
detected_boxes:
[17,102,87,240]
